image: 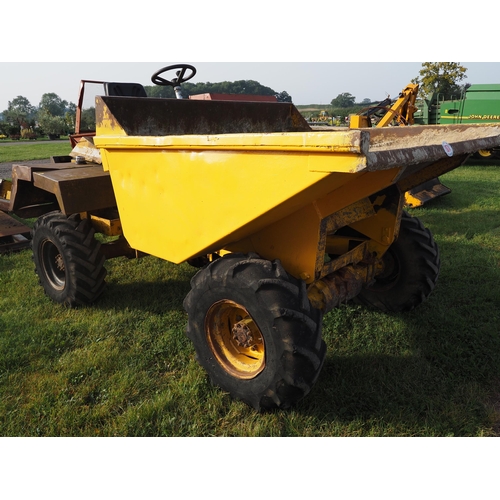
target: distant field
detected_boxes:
[296,105,327,111]
[1,140,499,436]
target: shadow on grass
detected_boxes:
[87,257,198,314]
[307,344,496,436]
[6,188,494,435]
[298,229,500,435]
[411,186,499,214]
[96,277,193,314]
[464,158,500,167]
[79,223,499,436]
[303,289,499,437]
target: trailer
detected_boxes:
[2,64,500,410]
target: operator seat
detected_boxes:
[104,82,147,97]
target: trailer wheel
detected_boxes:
[183,253,326,411]
[31,211,106,307]
[354,212,440,313]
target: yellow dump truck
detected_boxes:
[2,64,500,410]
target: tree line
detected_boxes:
[304,62,470,125]
[0,80,292,139]
[329,63,469,109]
[0,93,75,139]
[0,63,469,138]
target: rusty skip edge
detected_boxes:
[95,128,371,155]
[95,96,370,154]
[94,128,500,181]
[95,96,500,159]
[364,125,500,171]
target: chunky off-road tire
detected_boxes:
[183,253,327,411]
[31,211,107,307]
[354,212,440,313]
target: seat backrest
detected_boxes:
[104,82,147,97]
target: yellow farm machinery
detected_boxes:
[2,64,500,410]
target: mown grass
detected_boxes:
[0,142,71,163]
[1,153,499,436]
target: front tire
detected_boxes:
[354,212,440,313]
[183,253,326,411]
[32,211,107,307]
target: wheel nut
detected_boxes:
[55,254,64,272]
[232,318,254,348]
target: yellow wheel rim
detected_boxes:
[205,300,265,379]
[477,149,492,158]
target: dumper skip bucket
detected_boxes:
[93,95,500,280]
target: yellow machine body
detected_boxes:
[93,95,500,286]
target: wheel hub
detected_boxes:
[40,239,66,290]
[232,318,257,348]
[55,254,65,272]
[205,300,265,379]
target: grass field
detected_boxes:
[1,142,499,436]
[0,141,71,163]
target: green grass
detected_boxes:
[0,142,71,163]
[1,154,500,436]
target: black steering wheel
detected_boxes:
[151,64,197,86]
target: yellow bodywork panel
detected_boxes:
[93,95,500,283]
[97,146,370,267]
[87,213,123,236]
[0,179,12,201]
[349,115,370,128]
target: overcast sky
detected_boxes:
[1,2,498,111]
[1,62,500,112]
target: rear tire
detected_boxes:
[32,211,106,307]
[183,253,326,411]
[354,212,440,313]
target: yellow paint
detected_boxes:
[0,180,12,201]
[350,207,399,246]
[94,122,377,265]
[88,213,123,236]
[92,96,409,279]
[96,131,370,158]
[205,300,265,379]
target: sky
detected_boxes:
[1,1,499,113]
[1,61,500,112]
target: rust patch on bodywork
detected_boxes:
[96,96,312,136]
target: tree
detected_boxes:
[64,102,77,132]
[0,118,8,136]
[413,62,468,100]
[2,96,36,130]
[275,91,292,103]
[331,92,356,108]
[38,111,68,137]
[80,107,96,131]
[146,85,175,98]
[37,93,72,137]
[38,93,68,117]
[144,79,282,99]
